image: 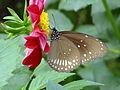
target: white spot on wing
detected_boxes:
[84,44,86,47]
[101,48,104,50]
[65,60,67,66]
[96,39,99,41]
[68,61,72,65]
[64,52,66,54]
[84,54,86,57]
[62,60,64,66]
[55,66,57,68]
[89,52,92,54]
[58,68,60,70]
[85,35,88,37]
[71,66,73,68]
[80,40,83,42]
[73,60,75,62]
[78,45,80,48]
[54,59,56,64]
[59,60,62,65]
[57,59,59,65]
[51,59,53,62]
[69,49,71,51]
[68,66,70,68]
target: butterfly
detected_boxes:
[47,28,107,72]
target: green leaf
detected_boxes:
[64,80,103,90]
[4,21,23,28]
[92,12,111,32]
[0,39,20,87]
[91,11,117,40]
[47,9,73,31]
[46,0,59,7]
[0,34,7,39]
[3,16,16,21]
[31,59,52,77]
[2,66,32,90]
[29,71,75,90]
[46,81,68,90]
[0,23,6,33]
[92,0,120,14]
[59,0,99,11]
[75,25,98,37]
[7,8,23,23]
[91,0,120,39]
[77,61,120,90]
[2,24,26,33]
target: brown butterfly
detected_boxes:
[47,28,107,72]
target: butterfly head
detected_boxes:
[50,28,62,41]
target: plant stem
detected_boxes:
[102,0,120,42]
[108,49,120,55]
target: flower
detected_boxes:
[22,0,50,68]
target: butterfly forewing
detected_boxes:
[62,31,107,64]
[47,36,81,72]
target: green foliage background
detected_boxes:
[0,0,120,90]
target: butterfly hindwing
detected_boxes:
[47,36,81,72]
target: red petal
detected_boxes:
[24,36,39,49]
[22,47,42,68]
[31,27,48,51]
[27,5,40,23]
[44,43,50,53]
[27,1,44,23]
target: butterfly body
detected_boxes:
[50,28,62,41]
[47,29,107,72]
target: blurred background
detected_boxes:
[0,0,120,90]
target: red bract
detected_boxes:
[22,0,50,68]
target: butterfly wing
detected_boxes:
[47,31,107,72]
[61,31,108,64]
[47,36,81,72]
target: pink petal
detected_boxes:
[22,47,42,68]
[29,0,37,5]
[30,26,44,37]
[24,36,39,49]
[30,0,46,6]
[43,0,46,5]
[30,27,40,37]
[39,37,46,51]
[38,31,48,51]
[37,0,44,11]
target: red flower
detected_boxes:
[22,0,50,68]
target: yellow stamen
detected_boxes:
[37,11,50,36]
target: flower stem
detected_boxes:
[102,0,120,42]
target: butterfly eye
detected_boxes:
[47,30,107,72]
